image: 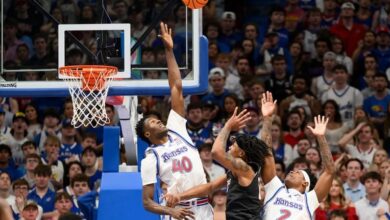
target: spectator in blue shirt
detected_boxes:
[81,148,101,191]
[60,119,83,163]
[27,164,56,214]
[0,144,23,181]
[363,73,390,136]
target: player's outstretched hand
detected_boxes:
[164,193,180,207]
[158,22,173,50]
[225,107,251,131]
[169,207,194,220]
[307,115,329,136]
[261,91,276,117]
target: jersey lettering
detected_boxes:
[277,209,291,220]
[172,156,193,173]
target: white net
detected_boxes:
[59,66,117,128]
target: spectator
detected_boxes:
[369,149,388,172]
[321,64,363,126]
[186,102,213,148]
[330,2,367,57]
[0,108,11,143]
[219,11,242,49]
[28,34,52,67]
[265,55,292,102]
[274,159,286,181]
[45,192,74,220]
[321,0,338,28]
[21,153,41,188]
[201,67,230,109]
[271,121,293,166]
[315,178,358,220]
[331,36,353,75]
[363,74,390,133]
[215,53,243,99]
[211,188,227,220]
[41,135,64,187]
[0,172,15,207]
[112,0,128,23]
[343,158,366,203]
[303,8,323,59]
[239,107,261,138]
[81,147,101,191]
[16,43,31,67]
[304,37,331,78]
[4,18,25,62]
[360,55,380,97]
[262,6,289,48]
[283,109,305,147]
[372,26,390,73]
[220,94,241,124]
[279,75,321,120]
[4,112,29,167]
[321,100,349,155]
[12,179,43,220]
[198,143,225,181]
[338,123,377,169]
[34,108,61,152]
[24,104,41,139]
[244,80,264,108]
[63,161,84,197]
[355,171,389,219]
[27,164,56,214]
[20,200,40,220]
[21,141,39,158]
[60,120,82,163]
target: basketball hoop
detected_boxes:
[59,65,118,128]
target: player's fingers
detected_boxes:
[160,22,165,33]
[262,93,266,104]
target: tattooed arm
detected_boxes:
[309,116,336,202]
[211,107,252,175]
[260,92,277,184]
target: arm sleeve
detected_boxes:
[166,110,193,144]
[141,151,158,186]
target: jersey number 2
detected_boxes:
[277,209,291,220]
[172,156,193,173]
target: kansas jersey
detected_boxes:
[262,176,319,220]
[321,86,363,123]
[141,110,207,193]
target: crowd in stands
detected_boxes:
[2,0,390,219]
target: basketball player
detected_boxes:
[260,92,335,219]
[164,96,273,220]
[135,22,213,220]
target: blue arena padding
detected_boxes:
[102,127,120,172]
[98,126,159,220]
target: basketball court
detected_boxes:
[0,0,208,219]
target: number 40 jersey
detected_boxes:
[141,110,207,194]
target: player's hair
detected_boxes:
[234,134,271,171]
[135,117,151,144]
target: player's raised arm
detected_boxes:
[160,22,185,117]
[211,108,252,174]
[260,91,277,184]
[308,116,335,202]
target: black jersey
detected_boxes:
[226,170,261,220]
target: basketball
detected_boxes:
[182,0,208,9]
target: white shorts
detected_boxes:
[175,204,214,220]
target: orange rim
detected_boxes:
[59,65,118,91]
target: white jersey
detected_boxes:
[141,110,207,194]
[312,74,333,99]
[321,85,363,123]
[262,176,319,220]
